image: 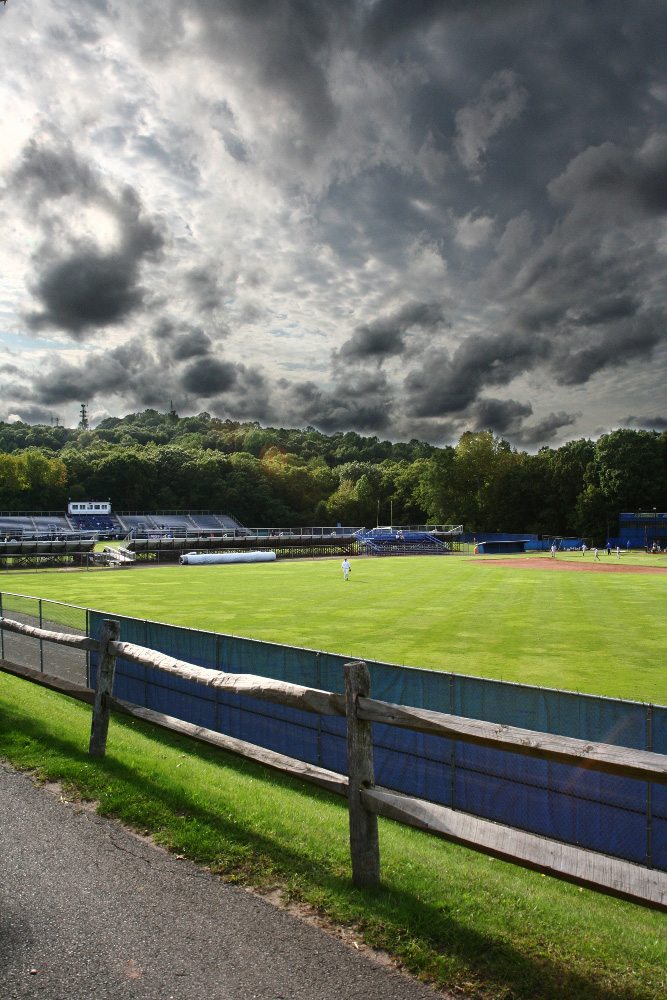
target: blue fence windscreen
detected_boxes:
[89,611,664,871]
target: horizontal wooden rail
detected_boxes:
[108,640,347,717]
[361,788,667,912]
[0,616,98,652]
[357,697,667,786]
[0,658,348,796]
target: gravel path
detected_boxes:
[0,763,441,1000]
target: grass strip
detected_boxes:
[2,671,666,1000]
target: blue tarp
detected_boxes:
[89,611,666,871]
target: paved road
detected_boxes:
[0,764,440,1000]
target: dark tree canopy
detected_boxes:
[0,411,665,542]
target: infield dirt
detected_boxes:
[472,556,667,573]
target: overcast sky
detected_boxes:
[1,0,667,449]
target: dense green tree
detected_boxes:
[1,411,666,537]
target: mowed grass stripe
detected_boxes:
[1,555,665,702]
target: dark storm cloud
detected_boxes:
[511,411,579,446]
[26,248,146,335]
[11,133,164,339]
[207,365,271,421]
[469,397,533,434]
[31,341,152,406]
[624,415,667,431]
[10,134,100,207]
[556,315,662,386]
[575,295,640,327]
[361,0,534,50]
[4,404,57,425]
[180,357,238,397]
[404,332,550,418]
[548,136,667,215]
[171,329,212,361]
[360,0,445,50]
[188,0,347,150]
[335,301,448,364]
[185,266,226,312]
[285,371,393,433]
[150,318,176,342]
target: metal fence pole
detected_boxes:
[449,672,456,810]
[316,651,322,767]
[39,598,44,673]
[646,703,653,868]
[143,619,149,707]
[214,634,220,732]
[86,608,90,688]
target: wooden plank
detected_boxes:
[109,640,347,718]
[361,787,667,912]
[358,697,667,785]
[0,659,347,796]
[107,698,349,797]
[344,660,380,887]
[0,616,98,652]
[0,659,95,704]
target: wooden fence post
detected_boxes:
[344,660,380,887]
[89,619,121,758]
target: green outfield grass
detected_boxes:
[1,552,666,703]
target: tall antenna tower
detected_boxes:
[78,403,89,431]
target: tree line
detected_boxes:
[0,410,666,543]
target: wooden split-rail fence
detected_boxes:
[2,615,667,910]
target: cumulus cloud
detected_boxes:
[404,332,550,418]
[454,212,494,249]
[624,414,667,431]
[548,134,667,216]
[278,371,393,433]
[335,301,448,365]
[180,357,238,397]
[171,329,212,361]
[9,133,164,339]
[455,70,528,179]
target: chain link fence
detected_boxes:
[0,592,88,686]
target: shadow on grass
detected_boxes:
[0,699,660,1000]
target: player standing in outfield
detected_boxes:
[341,557,351,581]
[594,547,600,561]
[582,543,587,556]
[617,545,620,559]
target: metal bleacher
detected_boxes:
[119,515,159,533]
[32,515,72,534]
[0,516,37,537]
[356,527,451,555]
[190,514,226,531]
[151,515,197,534]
